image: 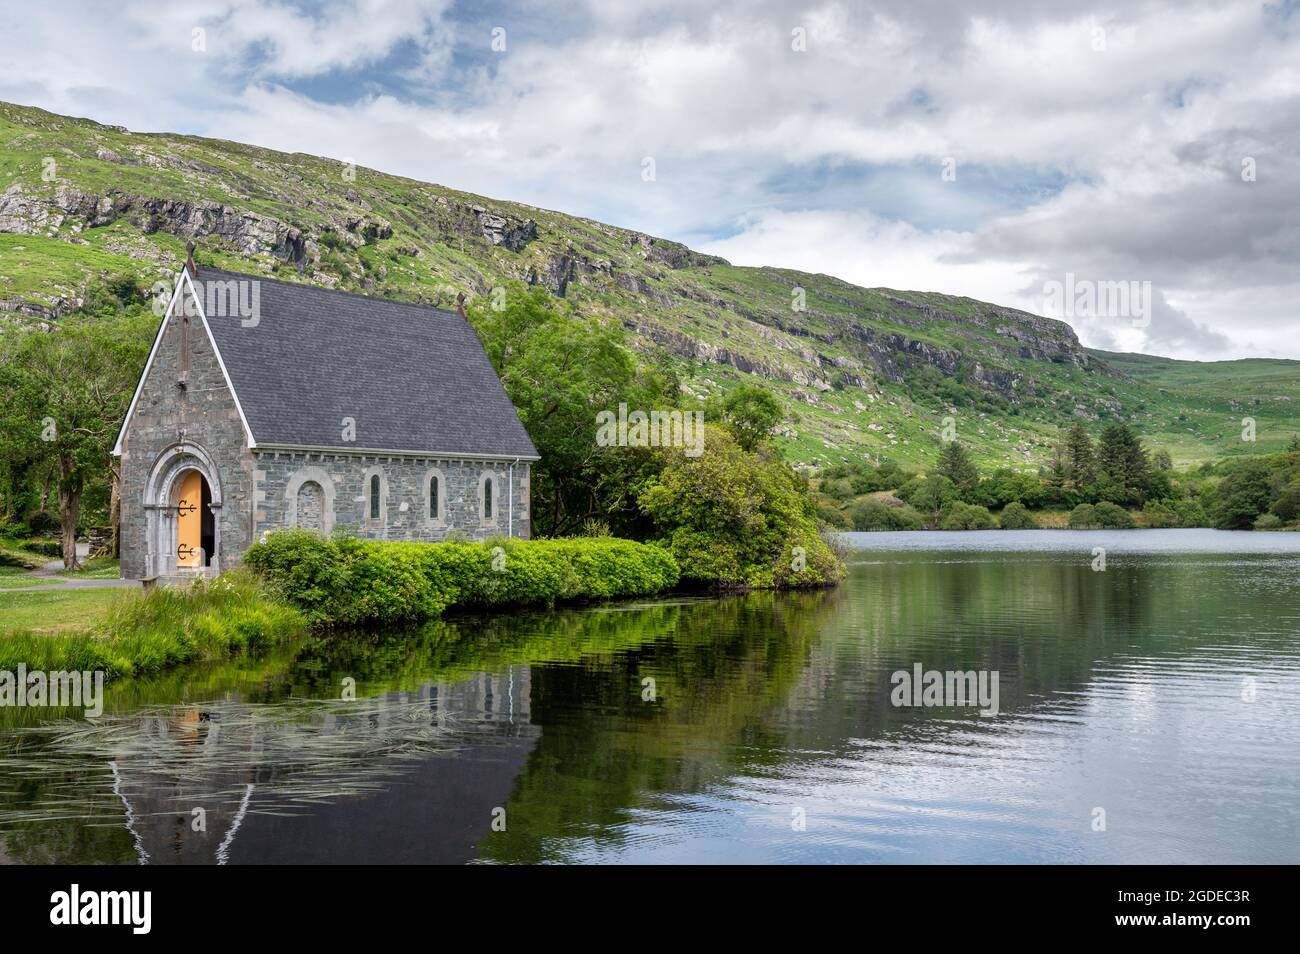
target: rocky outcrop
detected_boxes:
[472,205,537,251]
[628,232,727,269]
[0,184,318,265]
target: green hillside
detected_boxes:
[2,100,1296,470]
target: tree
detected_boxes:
[0,307,153,567]
[1062,424,1097,487]
[935,440,979,494]
[899,474,957,517]
[1211,459,1273,529]
[999,501,1038,529]
[1097,422,1150,504]
[938,501,995,530]
[638,426,841,588]
[465,283,666,537]
[716,385,782,451]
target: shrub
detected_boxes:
[938,501,995,530]
[998,501,1038,529]
[849,499,925,531]
[244,531,681,627]
[1211,458,1273,529]
[1068,504,1099,529]
[1141,499,1180,528]
[1173,498,1207,528]
[816,500,852,530]
[1094,501,1137,529]
[897,475,957,514]
[1254,512,1284,530]
[638,426,843,589]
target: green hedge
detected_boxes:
[243,531,681,627]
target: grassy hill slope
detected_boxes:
[2,100,1296,470]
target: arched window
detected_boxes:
[477,471,498,527]
[423,466,447,527]
[361,466,387,531]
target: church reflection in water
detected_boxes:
[103,668,539,864]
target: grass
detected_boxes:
[0,540,47,570]
[0,588,123,634]
[56,557,119,579]
[0,571,306,681]
[0,567,54,589]
[3,98,1298,479]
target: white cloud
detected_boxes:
[0,0,1297,359]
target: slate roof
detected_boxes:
[194,268,538,459]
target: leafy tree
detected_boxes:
[898,474,957,517]
[1270,478,1300,523]
[938,501,995,530]
[849,499,925,531]
[638,426,841,588]
[1094,501,1137,528]
[935,440,979,494]
[999,501,1038,529]
[0,306,153,567]
[1211,458,1274,529]
[466,283,666,537]
[715,385,783,452]
[1141,499,1180,528]
[972,468,1047,509]
[1068,503,1099,529]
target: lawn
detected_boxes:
[0,588,125,635]
[57,557,120,580]
[0,566,54,589]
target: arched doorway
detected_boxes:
[174,468,214,569]
[143,442,223,579]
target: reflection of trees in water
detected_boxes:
[477,587,845,863]
[0,595,814,865]
[3,554,1270,864]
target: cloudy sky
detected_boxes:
[2,0,1298,359]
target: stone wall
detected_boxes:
[254,451,531,542]
[118,305,255,579]
[119,286,533,580]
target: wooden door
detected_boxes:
[177,470,202,568]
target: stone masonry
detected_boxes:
[253,452,531,543]
[118,308,255,579]
[119,285,532,580]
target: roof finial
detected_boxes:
[455,292,467,319]
[185,240,197,278]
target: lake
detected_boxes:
[1,529,1298,864]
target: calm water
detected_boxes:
[2,529,1298,864]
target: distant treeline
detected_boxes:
[817,422,1300,531]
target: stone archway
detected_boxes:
[143,442,223,578]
